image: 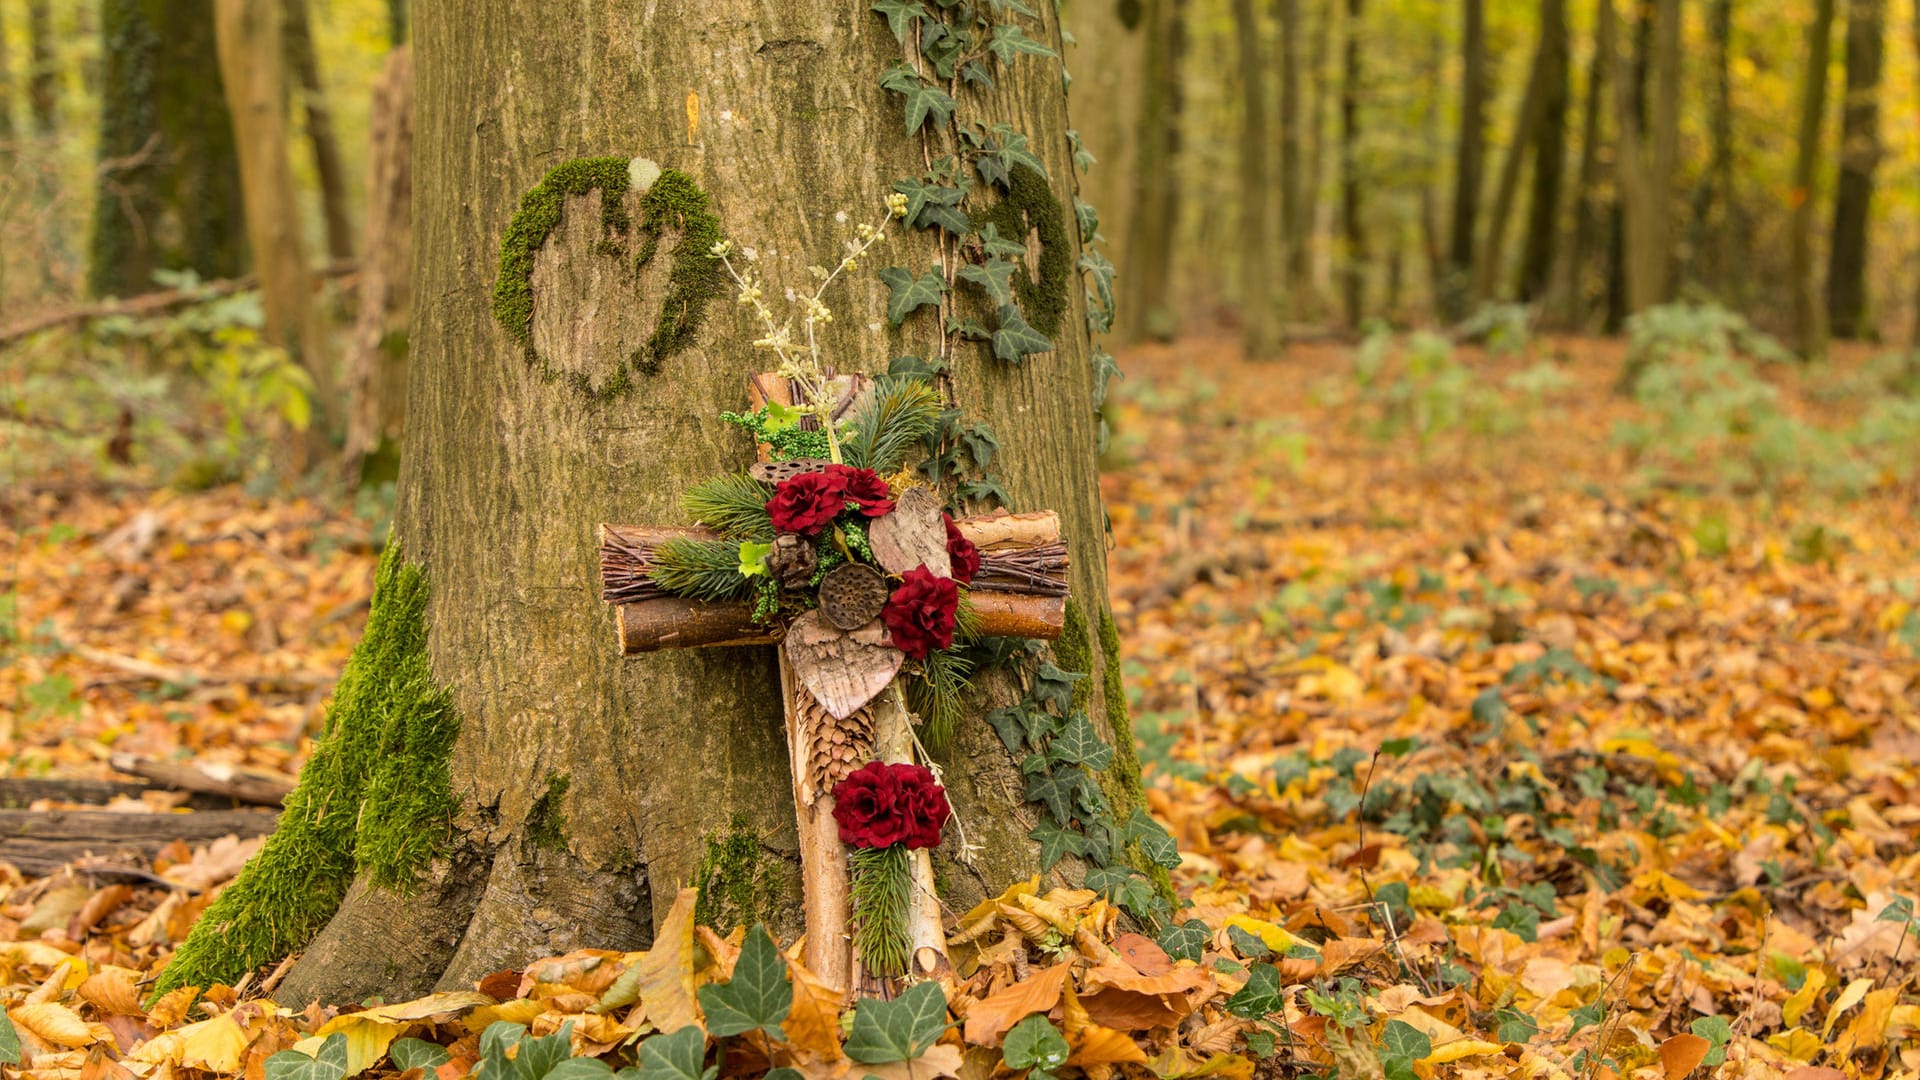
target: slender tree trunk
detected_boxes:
[284,0,356,262]
[1475,0,1559,303]
[1519,0,1569,302]
[214,0,338,449]
[342,46,413,484]
[25,0,55,136]
[1912,0,1919,347]
[1338,0,1364,325]
[1561,0,1612,325]
[1826,0,1883,340]
[0,13,12,147]
[89,0,247,296]
[1234,0,1280,355]
[165,0,1137,1007]
[1064,0,1147,263]
[1122,0,1185,339]
[1791,0,1837,357]
[1612,0,1678,317]
[1420,22,1446,315]
[1279,0,1304,300]
[1443,0,1486,320]
[1691,0,1736,302]
[1303,1,1332,303]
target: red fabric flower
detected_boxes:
[882,566,959,659]
[943,514,980,585]
[832,761,950,849]
[828,464,896,517]
[767,469,847,537]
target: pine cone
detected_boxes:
[768,533,818,589]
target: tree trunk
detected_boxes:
[1121,0,1186,339]
[1560,0,1612,326]
[213,0,339,449]
[342,45,413,484]
[1826,0,1883,340]
[1302,1,1332,304]
[89,0,248,297]
[25,0,56,136]
[162,0,1137,1008]
[283,0,356,262]
[1279,0,1304,301]
[1234,0,1280,356]
[1473,0,1556,304]
[1690,0,1736,303]
[1443,0,1486,320]
[1912,0,1919,347]
[1518,0,1569,303]
[1612,0,1678,318]
[1338,0,1364,325]
[1063,0,1147,268]
[1791,0,1837,357]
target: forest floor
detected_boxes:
[2,335,1917,1079]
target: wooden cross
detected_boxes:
[598,374,1069,992]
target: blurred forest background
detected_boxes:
[3,0,1920,489]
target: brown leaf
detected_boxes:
[633,888,702,1033]
[1077,989,1187,1031]
[782,957,846,1063]
[78,969,145,1017]
[1112,933,1172,976]
[960,961,1072,1045]
[1657,1033,1710,1080]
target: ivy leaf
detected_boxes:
[960,59,996,89]
[1074,198,1100,245]
[879,64,956,134]
[1380,1019,1432,1065]
[737,541,772,578]
[977,222,1028,259]
[546,1061,614,1080]
[390,1039,451,1073]
[1030,817,1092,870]
[636,1026,711,1080]
[987,0,1038,13]
[511,1024,574,1080]
[987,23,1057,67]
[1225,964,1284,1018]
[870,0,929,42]
[1123,806,1181,869]
[987,124,1049,183]
[986,703,1055,752]
[888,354,947,381]
[1030,661,1084,713]
[844,981,949,1064]
[1067,129,1095,173]
[1226,925,1271,960]
[992,303,1053,363]
[1092,346,1122,406]
[1048,713,1114,770]
[893,177,969,234]
[945,316,992,341]
[1084,864,1157,918]
[1002,1016,1070,1071]
[958,475,1011,507]
[695,924,792,1038]
[960,423,999,470]
[0,1011,18,1066]
[1080,250,1116,317]
[1024,766,1083,824]
[879,266,948,325]
[921,25,967,80]
[266,1035,349,1080]
[1157,919,1211,963]
[957,257,1018,307]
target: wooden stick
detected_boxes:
[0,808,279,875]
[779,667,854,991]
[107,753,294,807]
[0,262,356,346]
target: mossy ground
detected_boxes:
[151,543,460,998]
[490,157,723,398]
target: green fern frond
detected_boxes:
[649,538,754,601]
[849,844,913,978]
[844,377,943,474]
[909,648,974,752]
[682,473,775,541]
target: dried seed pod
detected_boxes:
[749,457,830,485]
[767,532,818,589]
[817,562,889,631]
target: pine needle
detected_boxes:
[844,377,943,474]
[682,473,775,541]
[849,844,913,978]
[909,648,974,751]
[649,537,754,601]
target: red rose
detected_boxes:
[827,464,896,517]
[832,760,950,849]
[882,566,959,659]
[943,514,979,585]
[767,470,847,537]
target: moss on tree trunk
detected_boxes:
[174,0,1137,1005]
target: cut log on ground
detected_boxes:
[0,777,265,812]
[108,753,294,807]
[0,808,279,876]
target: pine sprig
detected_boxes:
[910,648,975,751]
[683,473,776,541]
[849,844,913,978]
[844,377,943,474]
[649,538,754,602]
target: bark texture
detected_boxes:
[1062,0,1145,262]
[1826,0,1883,340]
[1443,0,1486,320]
[1121,0,1185,339]
[1791,0,1837,357]
[1232,0,1279,355]
[260,0,1128,1005]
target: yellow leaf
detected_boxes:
[1222,915,1298,953]
[128,1014,249,1071]
[9,1002,110,1049]
[464,998,544,1033]
[354,991,496,1024]
[1833,987,1898,1057]
[1766,1027,1822,1062]
[633,887,701,1034]
[1782,969,1827,1027]
[1423,1039,1506,1064]
[301,1017,405,1077]
[1823,977,1873,1038]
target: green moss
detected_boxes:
[694,816,765,930]
[1098,608,1145,820]
[527,774,572,853]
[969,164,1072,338]
[151,542,460,998]
[490,158,724,397]
[1057,599,1095,712]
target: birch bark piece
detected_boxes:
[867,486,951,578]
[782,610,903,721]
[780,665,852,992]
[871,687,951,983]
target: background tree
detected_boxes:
[159,0,1141,1006]
[1611,0,1680,317]
[1122,0,1187,339]
[283,0,355,263]
[1516,0,1568,303]
[1443,0,1486,320]
[1338,0,1364,324]
[1826,0,1883,341]
[89,0,247,297]
[1234,0,1281,355]
[1791,0,1837,357]
[1064,0,1147,268]
[1560,0,1612,325]
[1279,0,1304,303]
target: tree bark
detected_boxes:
[1474,0,1556,304]
[1611,0,1678,318]
[1689,0,1736,302]
[1302,1,1332,304]
[1560,0,1612,326]
[283,0,356,263]
[213,0,339,449]
[1518,0,1569,303]
[1234,0,1280,356]
[216,0,1135,1007]
[1912,0,1919,347]
[1791,0,1837,357]
[1279,0,1304,301]
[89,0,247,297]
[1337,0,1364,325]
[25,0,56,136]
[1121,0,1186,339]
[1443,0,1486,320]
[1826,0,1883,340]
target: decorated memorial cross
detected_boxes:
[598,371,1069,994]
